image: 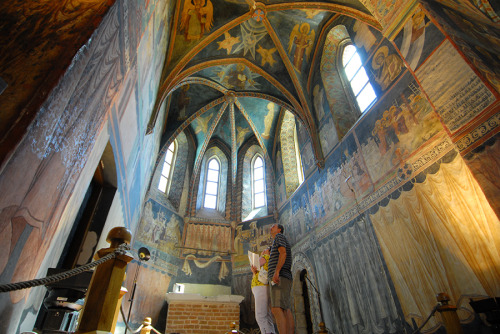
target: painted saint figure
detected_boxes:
[371,46,403,91]
[180,0,214,41]
[288,23,315,71]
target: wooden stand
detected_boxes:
[436,292,464,334]
[75,227,133,334]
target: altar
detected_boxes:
[165,293,244,334]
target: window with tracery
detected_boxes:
[158,140,177,194]
[253,156,266,208]
[342,44,377,113]
[204,158,220,209]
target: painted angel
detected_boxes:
[180,0,214,41]
[288,22,315,71]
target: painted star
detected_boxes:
[233,25,266,59]
[217,32,240,55]
[256,45,277,67]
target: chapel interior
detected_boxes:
[0,0,499,333]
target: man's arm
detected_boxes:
[272,246,286,284]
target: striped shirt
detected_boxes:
[267,233,292,281]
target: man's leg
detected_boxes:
[271,307,287,334]
[285,308,295,334]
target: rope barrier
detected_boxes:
[411,303,440,334]
[0,243,130,293]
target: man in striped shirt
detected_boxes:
[267,223,294,334]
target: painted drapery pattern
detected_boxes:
[370,153,500,332]
[183,223,232,255]
[313,218,402,334]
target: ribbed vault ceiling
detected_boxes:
[151,0,381,176]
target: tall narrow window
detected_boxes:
[158,141,176,193]
[294,126,304,184]
[253,156,266,208]
[204,158,220,209]
[342,44,376,113]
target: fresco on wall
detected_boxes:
[233,217,274,270]
[237,97,279,153]
[463,135,500,217]
[300,140,315,177]
[393,6,445,71]
[370,150,500,331]
[368,42,405,93]
[180,222,232,281]
[135,199,183,268]
[318,113,339,158]
[312,83,328,124]
[356,72,442,183]
[428,2,500,92]
[352,20,381,60]
[307,133,371,227]
[312,216,405,334]
[278,201,293,242]
[289,184,313,244]
[276,175,286,209]
[319,25,357,140]
[415,39,496,133]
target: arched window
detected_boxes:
[342,44,376,113]
[253,156,266,208]
[204,158,220,209]
[294,126,304,185]
[158,140,177,193]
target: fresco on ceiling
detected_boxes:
[135,198,184,274]
[233,105,254,148]
[237,97,279,153]
[289,184,313,244]
[191,106,220,161]
[267,10,326,76]
[165,84,224,135]
[319,24,357,140]
[428,2,500,92]
[233,217,274,270]
[169,0,247,66]
[210,64,261,90]
[393,7,445,72]
[356,72,443,183]
[212,108,232,143]
[195,63,292,102]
